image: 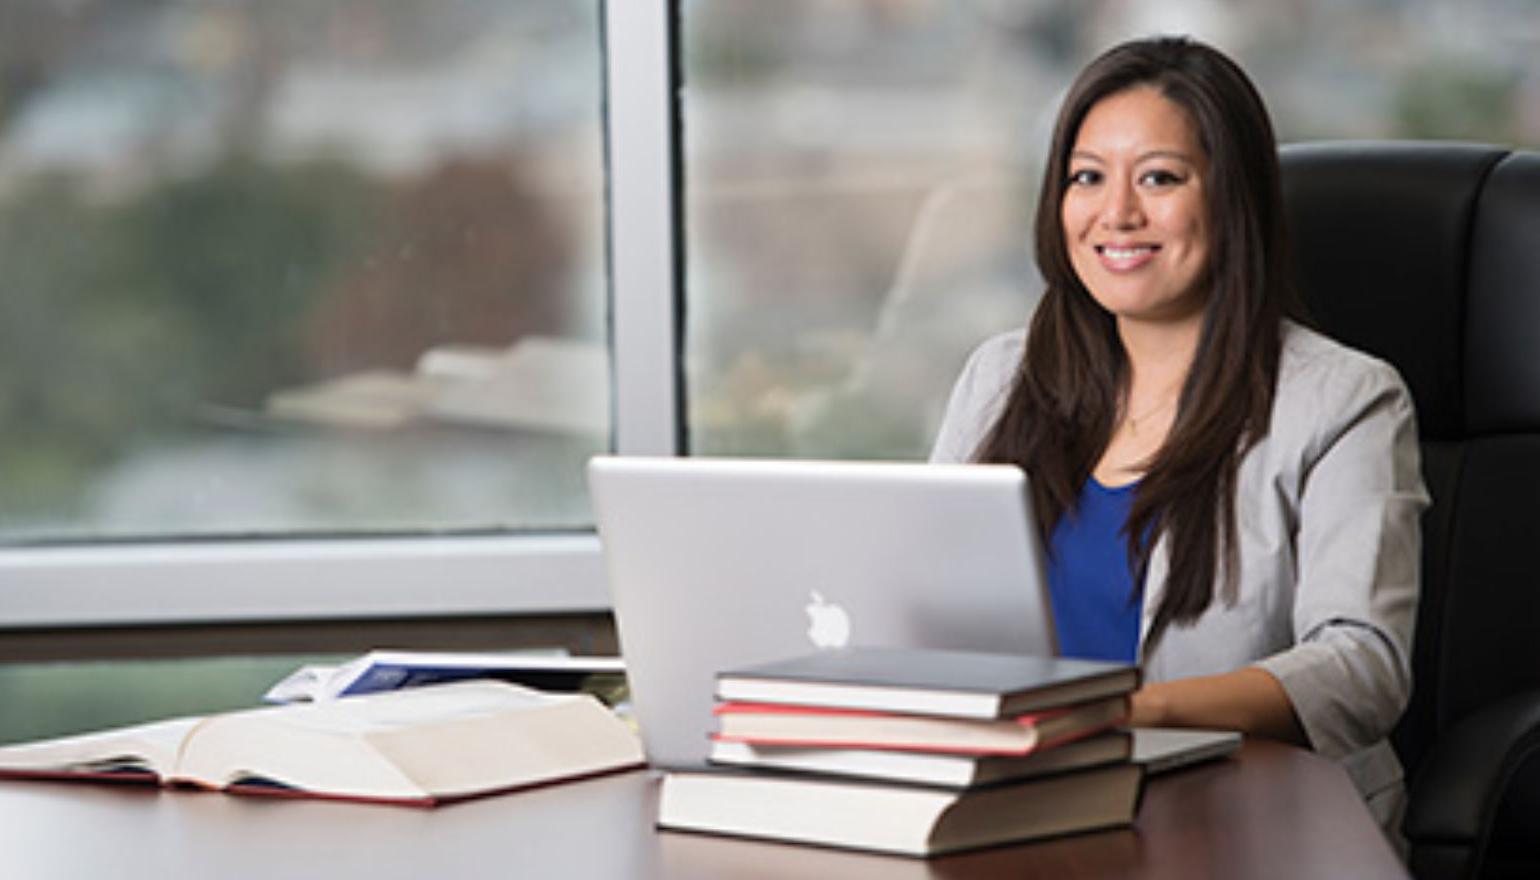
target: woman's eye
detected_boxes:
[1140,169,1185,187]
[1067,168,1101,186]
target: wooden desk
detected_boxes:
[0,740,1406,879]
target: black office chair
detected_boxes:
[1280,141,1540,880]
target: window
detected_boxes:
[0,0,642,626]
[0,1,608,542]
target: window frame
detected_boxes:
[0,0,681,628]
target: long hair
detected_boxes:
[975,36,1302,650]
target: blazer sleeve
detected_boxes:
[1254,356,1427,761]
[928,330,1024,464]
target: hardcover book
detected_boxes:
[715,647,1138,718]
[0,681,644,806]
[712,695,1128,755]
[263,649,626,703]
[657,761,1143,857]
[707,729,1132,788]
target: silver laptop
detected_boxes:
[588,455,1056,769]
[1133,727,1243,774]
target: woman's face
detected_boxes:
[1060,85,1210,327]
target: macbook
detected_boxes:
[588,456,1056,769]
[1132,727,1243,774]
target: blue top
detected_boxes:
[1046,478,1144,663]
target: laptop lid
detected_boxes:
[1132,727,1243,774]
[588,456,1056,769]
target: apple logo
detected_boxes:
[804,590,852,649]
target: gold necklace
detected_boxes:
[1122,392,1179,437]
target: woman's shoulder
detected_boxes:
[929,328,1025,463]
[1274,320,1414,425]
[1279,320,1406,390]
[947,326,1026,408]
[963,327,1027,376]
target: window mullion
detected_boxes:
[605,0,683,457]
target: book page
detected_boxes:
[261,663,340,703]
[0,717,202,777]
[175,681,636,800]
[231,680,565,737]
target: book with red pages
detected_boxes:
[0,680,644,806]
[711,694,1128,755]
[708,729,1133,788]
[715,646,1138,718]
[657,761,1143,857]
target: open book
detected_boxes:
[0,681,644,806]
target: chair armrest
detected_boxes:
[1403,689,1540,854]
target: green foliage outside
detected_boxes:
[0,157,381,525]
[1397,57,1521,145]
[0,655,340,745]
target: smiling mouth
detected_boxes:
[1093,243,1160,272]
[1095,244,1160,259]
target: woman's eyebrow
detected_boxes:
[1136,149,1198,164]
[1068,147,1198,164]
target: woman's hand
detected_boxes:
[1128,667,1308,746]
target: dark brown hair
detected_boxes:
[976,36,1301,649]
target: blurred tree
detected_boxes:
[0,157,380,522]
[1396,58,1520,144]
[104,155,383,407]
[302,155,574,377]
[0,175,134,520]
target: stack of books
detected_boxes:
[657,647,1143,857]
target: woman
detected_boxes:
[931,36,1426,828]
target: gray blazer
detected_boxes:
[931,321,1427,818]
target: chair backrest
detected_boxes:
[1279,141,1540,778]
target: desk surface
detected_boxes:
[0,740,1405,879]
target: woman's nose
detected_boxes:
[1099,179,1144,229]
